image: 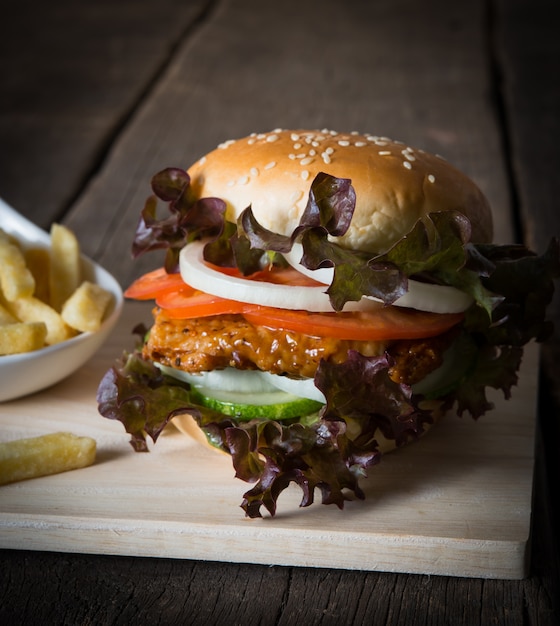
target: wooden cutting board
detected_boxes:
[0,302,537,579]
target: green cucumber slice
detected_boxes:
[190,387,324,420]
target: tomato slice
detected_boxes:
[124,268,187,300]
[242,306,464,341]
[156,289,248,319]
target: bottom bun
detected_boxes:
[172,414,226,452]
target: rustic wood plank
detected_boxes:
[0,0,214,228]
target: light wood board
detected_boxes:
[0,302,538,579]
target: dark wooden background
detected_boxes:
[1,0,559,623]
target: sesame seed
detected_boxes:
[311,141,319,147]
[293,142,302,149]
[288,153,297,160]
[227,180,235,187]
[257,133,266,139]
[264,161,276,170]
[296,153,306,159]
[247,138,256,145]
[300,157,314,165]
[266,134,279,142]
[378,151,391,156]
[322,154,332,164]
[428,174,436,183]
[290,190,303,204]
[325,147,334,155]
[218,139,235,149]
[250,167,259,177]
[308,149,316,156]
[291,133,300,141]
[301,170,310,180]
[238,175,249,185]
[355,141,366,147]
[403,161,412,170]
[198,156,207,165]
[338,140,350,146]
[403,152,416,161]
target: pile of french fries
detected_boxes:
[0,224,113,355]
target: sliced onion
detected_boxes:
[156,363,277,394]
[179,241,380,312]
[157,363,325,404]
[284,243,473,314]
[180,240,472,314]
[260,371,326,403]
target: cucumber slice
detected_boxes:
[190,387,324,420]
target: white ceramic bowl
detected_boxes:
[0,198,124,402]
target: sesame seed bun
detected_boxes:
[186,129,493,253]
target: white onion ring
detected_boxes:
[179,241,381,312]
[156,364,278,394]
[259,371,326,403]
[179,240,472,314]
[157,364,325,403]
[284,243,473,314]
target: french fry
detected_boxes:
[24,247,51,303]
[0,432,96,485]
[0,321,47,355]
[49,223,81,311]
[61,281,112,332]
[0,238,35,301]
[6,296,76,345]
[0,302,18,325]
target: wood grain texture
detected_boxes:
[1,0,559,623]
[0,0,214,228]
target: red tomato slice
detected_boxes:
[124,268,187,300]
[156,289,248,319]
[242,306,464,341]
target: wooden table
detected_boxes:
[1,0,558,623]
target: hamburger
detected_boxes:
[97,129,559,518]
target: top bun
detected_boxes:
[187,129,493,253]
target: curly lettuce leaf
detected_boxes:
[132,168,226,272]
[97,350,222,452]
[316,351,433,445]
